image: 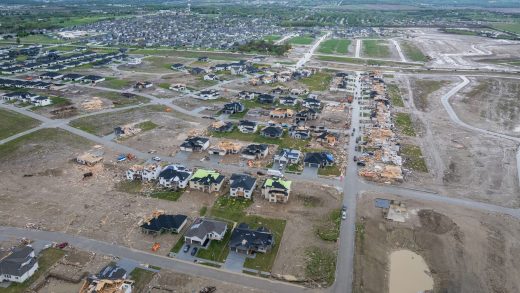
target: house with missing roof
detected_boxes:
[184,218,228,246]
[229,174,257,199]
[141,214,188,235]
[304,152,335,168]
[230,223,274,255]
[273,149,302,165]
[0,246,38,284]
[189,169,225,193]
[158,165,192,189]
[180,137,210,152]
[262,178,292,203]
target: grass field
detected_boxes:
[317,165,342,177]
[300,71,333,91]
[196,228,232,263]
[394,113,416,136]
[305,246,336,287]
[362,40,391,59]
[0,109,40,140]
[101,78,132,89]
[150,189,184,201]
[318,39,351,54]
[316,209,341,241]
[129,268,155,292]
[387,84,405,107]
[264,35,282,42]
[130,49,246,61]
[491,22,520,34]
[288,36,314,45]
[316,55,415,67]
[400,41,428,62]
[2,248,65,293]
[401,144,428,173]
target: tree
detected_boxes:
[16,37,20,45]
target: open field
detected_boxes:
[264,35,282,42]
[318,39,351,54]
[354,192,520,293]
[410,78,451,111]
[299,71,333,91]
[451,77,520,137]
[491,22,520,34]
[288,36,314,45]
[362,40,391,59]
[129,49,248,61]
[0,109,40,140]
[400,40,429,62]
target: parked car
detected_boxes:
[341,211,347,220]
[257,171,266,176]
[191,247,198,256]
[183,244,191,253]
[357,161,366,167]
[56,242,68,249]
[353,156,357,162]
[152,156,161,161]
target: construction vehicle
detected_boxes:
[126,153,136,160]
[151,242,160,252]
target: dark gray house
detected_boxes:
[230,223,274,255]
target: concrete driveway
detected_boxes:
[223,252,248,273]
[301,166,318,179]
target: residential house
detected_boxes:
[0,246,38,283]
[141,214,188,235]
[288,126,311,139]
[238,91,255,100]
[274,149,302,165]
[197,57,209,62]
[230,223,274,255]
[158,165,192,189]
[189,67,206,75]
[61,73,84,82]
[270,87,286,95]
[260,126,283,138]
[189,169,225,193]
[269,108,294,119]
[241,144,269,160]
[208,141,242,156]
[169,83,187,92]
[290,88,308,96]
[134,81,153,89]
[203,74,219,81]
[262,178,292,203]
[209,121,234,133]
[304,152,335,168]
[184,218,228,246]
[39,72,63,80]
[295,108,318,122]
[279,96,299,106]
[229,174,257,199]
[316,131,338,146]
[96,265,128,280]
[32,96,52,107]
[180,137,210,152]
[142,163,163,181]
[170,63,185,71]
[222,102,245,114]
[197,89,219,100]
[238,120,258,133]
[82,75,105,84]
[257,94,275,104]
[126,165,144,180]
[302,97,322,109]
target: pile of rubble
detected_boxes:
[358,72,403,182]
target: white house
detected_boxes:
[0,246,39,284]
[229,174,257,199]
[142,163,162,181]
[158,165,192,189]
[32,96,52,107]
[203,74,219,81]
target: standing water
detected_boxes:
[389,249,433,293]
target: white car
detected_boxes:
[152,156,161,161]
[341,211,347,220]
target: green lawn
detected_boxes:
[17,34,66,44]
[387,84,405,107]
[101,92,149,108]
[150,189,184,201]
[101,78,132,89]
[491,22,520,34]
[115,180,143,194]
[130,49,246,61]
[136,120,158,132]
[318,39,351,54]
[209,197,286,272]
[401,144,428,173]
[129,268,155,293]
[305,246,336,287]
[2,248,65,293]
[288,36,314,45]
[394,113,416,136]
[211,128,311,151]
[0,109,40,140]
[400,41,428,62]
[196,228,232,263]
[171,237,185,253]
[300,71,332,91]
[264,35,282,42]
[229,109,249,119]
[317,165,342,177]
[362,40,391,59]
[316,209,341,241]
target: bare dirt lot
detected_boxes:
[451,76,520,137]
[354,192,520,293]
[397,75,519,207]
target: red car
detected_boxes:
[56,242,68,249]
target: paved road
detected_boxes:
[391,39,407,62]
[275,34,296,45]
[296,32,331,68]
[355,40,361,58]
[0,226,307,293]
